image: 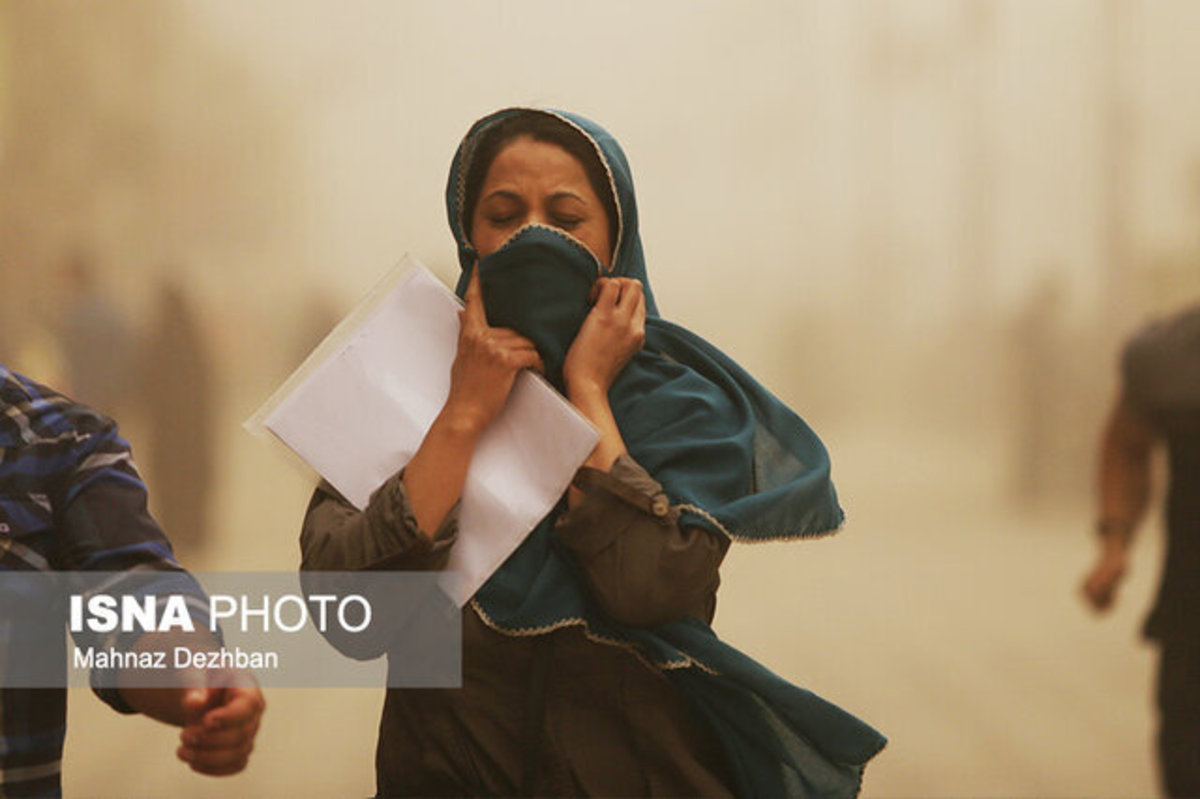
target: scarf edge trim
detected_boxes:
[675,503,847,544]
[468,598,718,675]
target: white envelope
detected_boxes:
[248,257,599,605]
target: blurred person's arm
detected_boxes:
[57,414,264,776]
[1081,396,1160,612]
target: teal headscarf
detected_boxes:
[449,108,885,797]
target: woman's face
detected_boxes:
[470,136,613,269]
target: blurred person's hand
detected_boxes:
[177,680,266,776]
[120,649,266,777]
[1081,550,1128,612]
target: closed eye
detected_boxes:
[551,215,583,230]
[485,213,522,226]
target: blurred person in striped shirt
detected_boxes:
[0,364,264,797]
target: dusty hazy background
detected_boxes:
[2,1,1199,796]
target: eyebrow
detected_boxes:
[480,190,523,203]
[479,189,588,205]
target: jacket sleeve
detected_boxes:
[299,470,458,572]
[554,455,729,628]
[54,414,212,713]
[299,471,459,661]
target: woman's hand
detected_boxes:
[403,266,544,535]
[443,266,545,435]
[563,277,645,482]
[563,277,646,401]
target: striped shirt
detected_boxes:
[0,364,188,797]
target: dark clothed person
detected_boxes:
[1082,304,1200,796]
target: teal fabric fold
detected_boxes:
[478,225,598,390]
[448,107,885,797]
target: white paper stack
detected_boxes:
[249,257,599,605]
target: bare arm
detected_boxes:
[564,277,645,503]
[568,384,627,475]
[1082,396,1159,612]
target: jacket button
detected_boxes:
[651,496,669,517]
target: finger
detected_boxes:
[615,278,640,304]
[488,328,539,350]
[462,263,487,327]
[510,349,545,375]
[178,741,253,775]
[613,279,643,320]
[588,277,607,304]
[593,278,620,309]
[633,286,646,323]
[182,688,210,726]
[632,291,647,343]
[188,758,250,777]
[201,688,264,731]
[182,717,260,750]
[200,688,263,730]
[1082,580,1112,611]
[497,341,540,357]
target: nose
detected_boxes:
[525,205,551,228]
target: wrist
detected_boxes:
[1096,518,1133,555]
[1099,540,1129,560]
[565,375,608,403]
[1096,517,1133,541]
[434,404,489,441]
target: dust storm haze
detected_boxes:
[2,1,1199,795]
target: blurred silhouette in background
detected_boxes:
[1082,302,1200,797]
[58,251,134,419]
[1009,274,1065,507]
[138,277,216,556]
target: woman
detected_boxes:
[301,108,885,797]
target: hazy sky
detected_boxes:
[178,0,1200,338]
[4,0,1199,392]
